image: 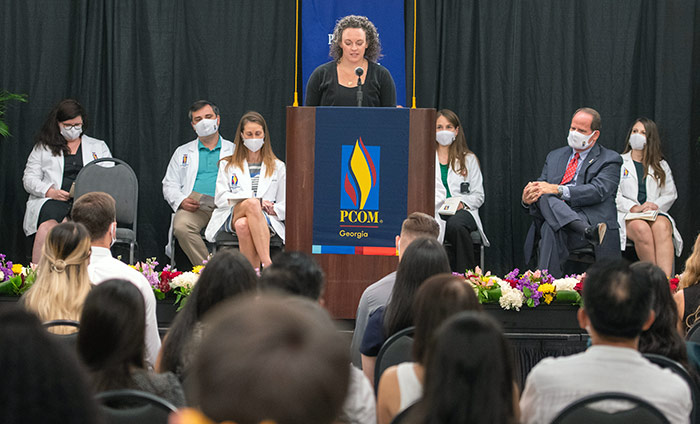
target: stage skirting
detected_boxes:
[0,296,586,386]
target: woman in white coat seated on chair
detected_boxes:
[616,117,682,277]
[205,111,285,269]
[23,98,111,264]
[434,109,489,274]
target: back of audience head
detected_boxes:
[397,212,440,260]
[582,259,655,341]
[190,294,349,424]
[633,262,689,366]
[411,311,515,424]
[78,279,145,392]
[384,237,451,337]
[0,307,101,423]
[259,251,325,301]
[680,233,700,290]
[160,249,257,375]
[71,191,116,242]
[22,221,92,327]
[412,273,482,364]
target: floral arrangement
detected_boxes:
[131,258,202,309]
[462,268,584,311]
[0,254,36,295]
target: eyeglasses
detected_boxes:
[61,123,83,130]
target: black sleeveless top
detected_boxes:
[683,283,700,330]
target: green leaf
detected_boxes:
[0,279,16,295]
[523,287,532,297]
[153,289,165,301]
[527,298,535,308]
[554,290,581,305]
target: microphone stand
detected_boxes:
[356,75,363,107]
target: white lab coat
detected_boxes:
[161,137,234,257]
[615,152,682,255]
[204,158,286,243]
[22,135,111,235]
[434,153,489,246]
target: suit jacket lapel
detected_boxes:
[577,143,601,184]
[553,148,572,183]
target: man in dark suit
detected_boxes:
[523,107,622,277]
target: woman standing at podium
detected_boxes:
[205,111,285,270]
[305,15,396,107]
[434,109,489,274]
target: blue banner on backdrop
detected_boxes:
[312,107,409,255]
[301,0,406,106]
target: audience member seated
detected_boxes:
[259,251,326,301]
[634,262,691,371]
[403,311,518,424]
[260,251,376,424]
[616,118,682,277]
[77,279,185,407]
[21,221,92,333]
[72,191,161,367]
[157,249,257,382]
[22,98,112,264]
[674,234,700,332]
[171,295,349,424]
[434,109,489,273]
[519,259,692,423]
[376,273,482,424]
[0,307,101,423]
[360,237,451,385]
[162,100,234,267]
[350,212,440,368]
[205,111,286,270]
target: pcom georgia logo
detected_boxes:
[340,137,380,224]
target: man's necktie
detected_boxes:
[560,153,580,185]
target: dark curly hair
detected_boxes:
[329,15,382,62]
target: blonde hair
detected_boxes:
[221,111,278,178]
[22,222,93,334]
[679,234,700,291]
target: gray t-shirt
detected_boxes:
[350,271,396,368]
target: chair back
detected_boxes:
[43,319,80,351]
[374,326,415,393]
[642,353,697,424]
[552,392,669,424]
[687,321,700,343]
[96,389,176,424]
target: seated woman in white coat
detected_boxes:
[434,109,489,273]
[205,111,285,269]
[23,98,111,263]
[616,117,682,277]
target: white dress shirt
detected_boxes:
[520,345,692,424]
[88,246,161,368]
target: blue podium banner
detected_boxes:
[301,0,406,106]
[312,107,409,255]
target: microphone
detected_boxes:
[355,67,364,107]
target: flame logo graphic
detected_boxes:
[343,137,377,209]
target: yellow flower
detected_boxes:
[129,265,138,270]
[538,283,556,305]
[192,265,204,274]
[12,264,23,275]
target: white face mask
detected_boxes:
[436,130,456,146]
[629,133,646,151]
[194,118,219,138]
[60,125,82,141]
[567,130,596,151]
[243,138,264,152]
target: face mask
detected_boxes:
[567,130,596,150]
[243,138,264,152]
[436,130,456,146]
[629,133,646,151]
[60,125,82,141]
[194,118,218,138]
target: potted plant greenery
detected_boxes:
[0,90,28,137]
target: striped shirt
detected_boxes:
[249,162,262,196]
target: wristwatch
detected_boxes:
[557,185,565,198]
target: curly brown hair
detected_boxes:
[329,15,382,62]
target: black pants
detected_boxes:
[443,209,478,273]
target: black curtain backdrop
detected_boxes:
[1,0,699,275]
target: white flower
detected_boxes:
[0,271,4,281]
[553,277,578,292]
[499,289,524,311]
[170,272,199,290]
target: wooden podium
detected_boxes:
[285,107,436,319]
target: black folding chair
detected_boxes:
[552,392,669,424]
[74,157,139,264]
[43,319,80,351]
[643,353,698,424]
[96,389,177,424]
[374,326,415,393]
[687,321,700,343]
